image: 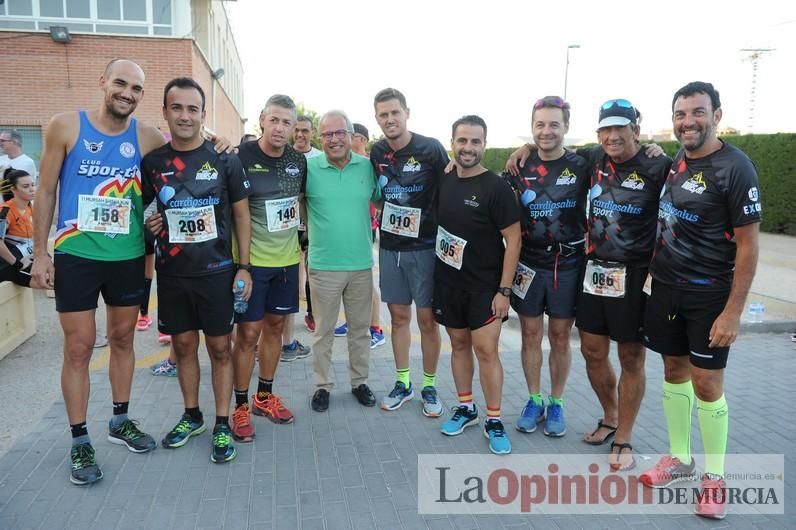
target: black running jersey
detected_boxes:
[434,170,520,291]
[371,132,449,251]
[579,146,671,266]
[504,151,589,270]
[236,141,306,267]
[650,141,762,290]
[142,140,251,277]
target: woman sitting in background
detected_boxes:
[0,167,35,286]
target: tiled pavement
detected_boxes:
[0,331,793,529]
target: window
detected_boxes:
[66,0,90,18]
[122,0,146,21]
[153,0,171,24]
[97,0,121,20]
[7,0,33,16]
[39,0,63,17]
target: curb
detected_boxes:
[740,320,796,334]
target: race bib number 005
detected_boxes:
[265,196,300,232]
[165,206,218,243]
[512,262,536,300]
[435,226,467,270]
[77,195,131,234]
[583,259,626,298]
[381,202,421,238]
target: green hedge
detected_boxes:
[481,133,796,235]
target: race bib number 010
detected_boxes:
[77,195,131,234]
[435,226,467,270]
[165,206,217,243]
[265,196,300,232]
[381,202,421,238]
[583,259,626,298]
[512,262,536,300]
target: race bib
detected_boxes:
[165,206,217,243]
[642,273,652,296]
[265,196,300,232]
[77,195,131,234]
[435,226,467,270]
[11,238,34,258]
[583,259,626,298]
[381,202,421,238]
[512,262,536,300]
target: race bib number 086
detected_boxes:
[583,259,626,298]
[265,196,300,232]
[435,226,467,270]
[165,206,218,243]
[77,195,131,234]
[381,202,421,238]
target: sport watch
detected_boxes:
[237,263,252,272]
[497,287,511,297]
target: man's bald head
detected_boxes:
[103,58,145,82]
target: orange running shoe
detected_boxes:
[231,403,255,442]
[639,455,697,488]
[694,474,727,520]
[252,392,294,424]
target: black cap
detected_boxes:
[353,123,369,139]
[597,99,639,129]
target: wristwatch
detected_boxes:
[237,263,252,272]
[497,287,511,297]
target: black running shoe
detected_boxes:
[108,419,156,453]
[210,424,236,463]
[162,414,206,448]
[70,443,103,485]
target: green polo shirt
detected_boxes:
[305,153,380,271]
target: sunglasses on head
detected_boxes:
[601,99,634,110]
[534,97,566,109]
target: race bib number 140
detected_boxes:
[77,195,131,234]
[435,226,467,270]
[265,196,300,232]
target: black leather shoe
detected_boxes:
[312,389,330,412]
[351,384,376,407]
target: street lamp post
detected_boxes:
[563,44,581,101]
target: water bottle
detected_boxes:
[747,301,765,323]
[233,280,248,314]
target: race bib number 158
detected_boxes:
[77,195,131,234]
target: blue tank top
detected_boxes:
[55,111,145,260]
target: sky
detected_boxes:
[225,0,795,148]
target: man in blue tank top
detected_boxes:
[31,59,232,486]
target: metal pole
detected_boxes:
[564,45,580,101]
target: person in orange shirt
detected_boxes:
[0,168,35,287]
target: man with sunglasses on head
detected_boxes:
[503,96,589,439]
[508,98,671,471]
[370,88,450,417]
[304,110,381,412]
[640,82,760,520]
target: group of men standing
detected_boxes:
[30,56,760,521]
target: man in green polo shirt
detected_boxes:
[304,110,381,412]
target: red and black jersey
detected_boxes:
[370,132,449,251]
[650,141,762,290]
[141,140,251,277]
[579,146,671,266]
[504,150,589,270]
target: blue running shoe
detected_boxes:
[370,327,386,349]
[380,381,414,410]
[162,414,206,448]
[421,386,444,417]
[515,399,545,433]
[334,323,348,337]
[484,420,512,454]
[544,402,567,437]
[210,424,237,463]
[441,405,478,436]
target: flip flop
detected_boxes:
[583,419,617,446]
[609,442,636,471]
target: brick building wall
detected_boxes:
[0,31,243,143]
